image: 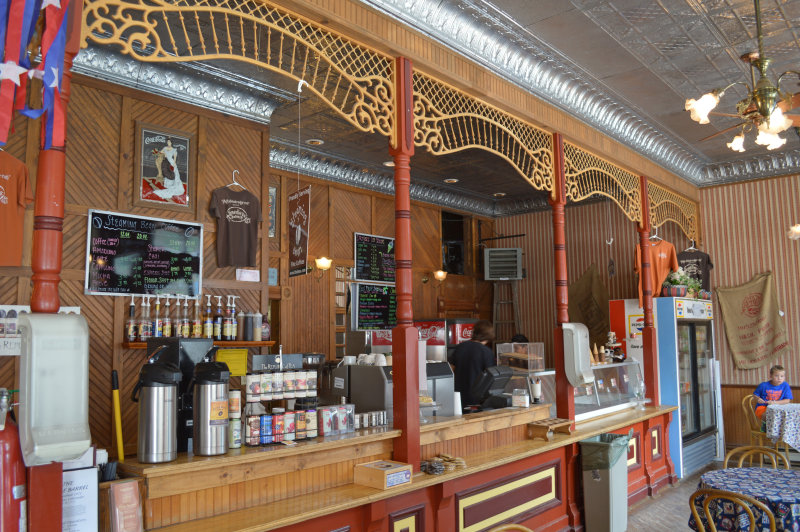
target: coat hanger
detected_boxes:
[684,239,697,252]
[226,169,246,190]
[649,225,662,241]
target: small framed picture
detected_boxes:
[133,122,195,212]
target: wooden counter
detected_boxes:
[125,405,676,531]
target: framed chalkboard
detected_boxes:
[354,232,395,284]
[353,283,397,331]
[84,209,203,297]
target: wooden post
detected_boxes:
[28,5,83,529]
[389,57,420,469]
[549,133,574,420]
[638,176,659,406]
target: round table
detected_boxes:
[689,468,800,531]
[766,404,800,451]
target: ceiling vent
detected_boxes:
[484,248,523,281]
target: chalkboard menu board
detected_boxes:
[84,209,203,297]
[354,232,395,284]
[354,283,397,331]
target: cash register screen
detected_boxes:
[471,365,514,405]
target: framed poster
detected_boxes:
[134,122,195,212]
[288,185,311,277]
[268,186,277,238]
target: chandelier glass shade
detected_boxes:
[685,0,799,152]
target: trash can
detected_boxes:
[579,430,633,532]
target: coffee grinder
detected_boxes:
[146,337,214,452]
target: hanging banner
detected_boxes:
[716,271,791,370]
[288,185,311,277]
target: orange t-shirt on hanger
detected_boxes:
[0,151,33,267]
[634,239,679,308]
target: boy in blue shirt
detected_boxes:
[753,364,792,420]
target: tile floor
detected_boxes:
[626,464,719,531]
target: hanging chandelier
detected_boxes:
[685,0,800,152]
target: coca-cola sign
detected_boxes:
[449,323,475,344]
[415,321,445,345]
[371,330,393,346]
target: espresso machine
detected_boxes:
[146,337,214,452]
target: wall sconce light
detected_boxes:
[310,256,332,279]
[433,270,447,282]
[788,224,800,240]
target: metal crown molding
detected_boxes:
[73,46,285,123]
[357,0,800,186]
[269,139,498,216]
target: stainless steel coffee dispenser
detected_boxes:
[132,346,182,463]
[192,359,230,456]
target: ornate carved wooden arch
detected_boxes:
[412,72,554,192]
[563,142,642,224]
[81,0,394,137]
[647,181,699,242]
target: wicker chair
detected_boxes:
[741,395,791,462]
[724,445,791,469]
[690,488,776,532]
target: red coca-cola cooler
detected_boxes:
[368,319,448,361]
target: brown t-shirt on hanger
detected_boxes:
[0,152,33,266]
[209,187,262,267]
[634,240,679,307]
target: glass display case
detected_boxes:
[496,342,545,397]
[532,360,644,421]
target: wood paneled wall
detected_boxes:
[495,200,691,362]
[0,77,493,457]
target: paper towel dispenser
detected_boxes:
[562,322,595,387]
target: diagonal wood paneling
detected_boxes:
[411,204,440,271]
[62,213,89,271]
[65,84,121,209]
[373,197,395,238]
[330,187,371,261]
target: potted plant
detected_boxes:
[662,268,701,298]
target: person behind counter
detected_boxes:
[449,320,496,407]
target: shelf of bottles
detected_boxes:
[122,340,275,350]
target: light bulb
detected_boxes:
[760,107,794,134]
[788,224,800,240]
[726,133,745,152]
[755,129,786,150]
[685,92,719,124]
[315,257,332,271]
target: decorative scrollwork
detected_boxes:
[647,181,698,241]
[82,0,394,137]
[564,142,642,223]
[412,72,553,192]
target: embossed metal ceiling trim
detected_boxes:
[357,0,800,186]
[73,46,283,122]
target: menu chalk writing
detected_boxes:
[84,209,203,297]
[355,283,397,331]
[354,233,395,284]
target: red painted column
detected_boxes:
[549,133,574,420]
[638,176,659,406]
[28,6,83,529]
[389,57,420,469]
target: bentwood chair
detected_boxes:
[724,445,791,469]
[487,525,534,532]
[690,488,776,532]
[741,395,791,462]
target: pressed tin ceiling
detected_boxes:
[75,0,800,217]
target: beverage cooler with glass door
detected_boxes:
[655,297,724,478]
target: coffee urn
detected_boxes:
[132,348,182,463]
[192,359,230,456]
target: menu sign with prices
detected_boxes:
[84,210,203,297]
[354,283,397,331]
[354,233,395,284]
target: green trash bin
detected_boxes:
[579,430,633,532]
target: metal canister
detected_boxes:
[295,410,306,439]
[353,413,361,430]
[228,417,242,448]
[306,409,317,438]
[284,410,296,441]
[378,410,387,426]
[260,414,273,445]
[361,412,370,428]
[272,412,284,442]
[370,411,378,428]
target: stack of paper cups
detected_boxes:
[418,339,427,391]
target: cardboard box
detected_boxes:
[354,460,412,490]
